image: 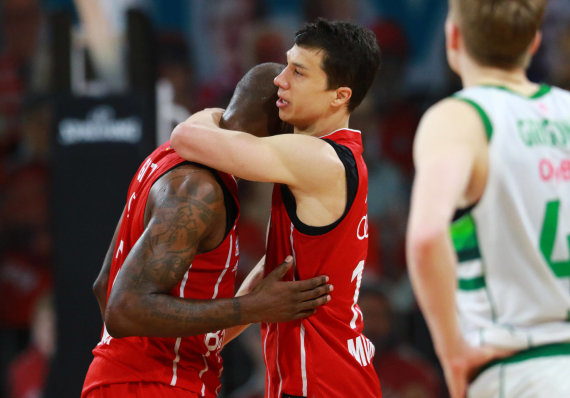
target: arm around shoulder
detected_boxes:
[171,111,344,191]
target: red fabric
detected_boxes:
[8,346,48,398]
[82,381,200,398]
[262,129,382,397]
[83,142,240,398]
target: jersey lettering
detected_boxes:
[357,215,369,240]
[350,261,365,329]
[347,335,375,367]
[539,158,570,182]
[204,329,225,352]
[115,240,124,259]
[539,200,570,277]
[127,192,136,214]
[137,158,158,182]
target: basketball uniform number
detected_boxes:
[539,200,570,277]
[350,261,365,329]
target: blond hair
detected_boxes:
[449,0,547,68]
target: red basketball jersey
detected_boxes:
[261,129,381,397]
[82,142,240,397]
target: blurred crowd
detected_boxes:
[1,0,570,397]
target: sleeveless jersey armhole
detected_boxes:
[281,139,358,236]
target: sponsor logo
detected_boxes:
[58,106,142,145]
[205,329,225,352]
[357,215,369,240]
[539,158,570,182]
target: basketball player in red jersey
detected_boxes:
[171,19,382,398]
[81,63,333,398]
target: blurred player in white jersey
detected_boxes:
[406,1,570,397]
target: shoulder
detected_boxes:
[414,97,487,156]
[146,163,226,223]
[420,97,483,129]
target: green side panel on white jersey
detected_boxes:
[451,214,486,291]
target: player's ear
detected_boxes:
[445,17,460,52]
[332,87,352,109]
[529,31,542,56]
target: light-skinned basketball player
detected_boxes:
[171,18,382,398]
[407,1,570,397]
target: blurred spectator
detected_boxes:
[0,0,50,164]
[240,23,289,70]
[538,0,570,89]
[188,0,266,106]
[7,292,55,398]
[15,97,52,163]
[359,284,444,398]
[303,0,359,22]
[302,0,378,25]
[0,162,52,397]
[157,32,198,113]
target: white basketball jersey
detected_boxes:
[451,85,570,349]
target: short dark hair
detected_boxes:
[295,18,381,112]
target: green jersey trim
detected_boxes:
[477,342,570,377]
[453,97,493,140]
[531,84,552,99]
[458,276,486,290]
[477,83,552,99]
[451,214,482,262]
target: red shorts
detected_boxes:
[82,382,200,398]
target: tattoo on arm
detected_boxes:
[106,167,244,337]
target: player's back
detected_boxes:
[451,85,570,349]
[83,142,240,398]
[262,129,381,398]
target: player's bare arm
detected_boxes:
[93,207,124,321]
[406,99,511,398]
[172,112,343,187]
[105,165,332,338]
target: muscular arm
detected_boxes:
[93,207,124,321]
[105,166,332,338]
[169,110,344,194]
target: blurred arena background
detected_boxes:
[1,0,569,397]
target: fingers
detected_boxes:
[296,283,333,302]
[267,255,294,280]
[287,275,329,292]
[295,289,332,312]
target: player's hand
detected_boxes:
[438,338,516,398]
[245,256,333,324]
[187,108,224,127]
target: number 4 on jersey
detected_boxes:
[540,200,570,277]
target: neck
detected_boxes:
[459,56,538,95]
[293,110,350,137]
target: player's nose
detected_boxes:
[274,69,288,89]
